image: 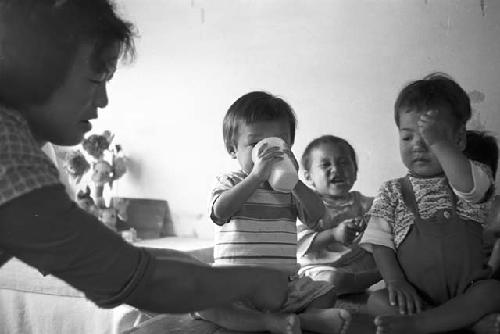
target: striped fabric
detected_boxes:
[210,170,314,273]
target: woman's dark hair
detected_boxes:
[394,72,471,129]
[223,91,297,154]
[464,130,498,178]
[301,135,358,174]
[0,0,136,109]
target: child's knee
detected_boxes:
[306,289,338,310]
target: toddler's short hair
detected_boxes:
[301,135,358,174]
[394,72,471,129]
[223,91,297,154]
[0,0,136,109]
[464,130,498,177]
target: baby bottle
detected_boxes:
[252,137,298,193]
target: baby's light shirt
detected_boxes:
[209,170,320,274]
[360,160,494,251]
[297,191,373,266]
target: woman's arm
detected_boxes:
[127,258,288,313]
[0,185,288,313]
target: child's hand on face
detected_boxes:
[386,279,422,315]
[331,219,359,245]
[418,110,452,146]
[250,143,284,182]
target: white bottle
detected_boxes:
[252,137,298,193]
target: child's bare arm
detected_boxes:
[418,110,473,192]
[373,245,406,282]
[307,220,358,252]
[213,174,264,222]
[306,228,336,253]
[373,245,422,315]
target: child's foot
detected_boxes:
[265,313,301,334]
[374,315,424,334]
[471,313,500,334]
[300,308,351,334]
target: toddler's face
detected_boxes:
[231,120,291,174]
[24,43,120,146]
[305,142,356,197]
[398,109,456,177]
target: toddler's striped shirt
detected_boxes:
[210,170,317,274]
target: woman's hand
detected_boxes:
[386,279,422,315]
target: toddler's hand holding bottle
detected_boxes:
[250,142,284,182]
[252,137,298,193]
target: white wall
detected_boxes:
[95,0,500,236]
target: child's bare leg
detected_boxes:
[299,289,352,334]
[197,305,301,334]
[374,279,500,334]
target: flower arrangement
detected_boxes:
[64,130,129,231]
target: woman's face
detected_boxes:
[305,142,357,197]
[25,43,120,146]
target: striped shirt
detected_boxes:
[210,170,318,273]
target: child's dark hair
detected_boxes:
[223,91,297,154]
[464,130,498,178]
[394,72,471,129]
[301,135,358,173]
[0,0,136,109]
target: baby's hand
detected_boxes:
[386,279,422,315]
[417,110,452,146]
[250,143,284,182]
[332,219,358,245]
[248,268,288,312]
